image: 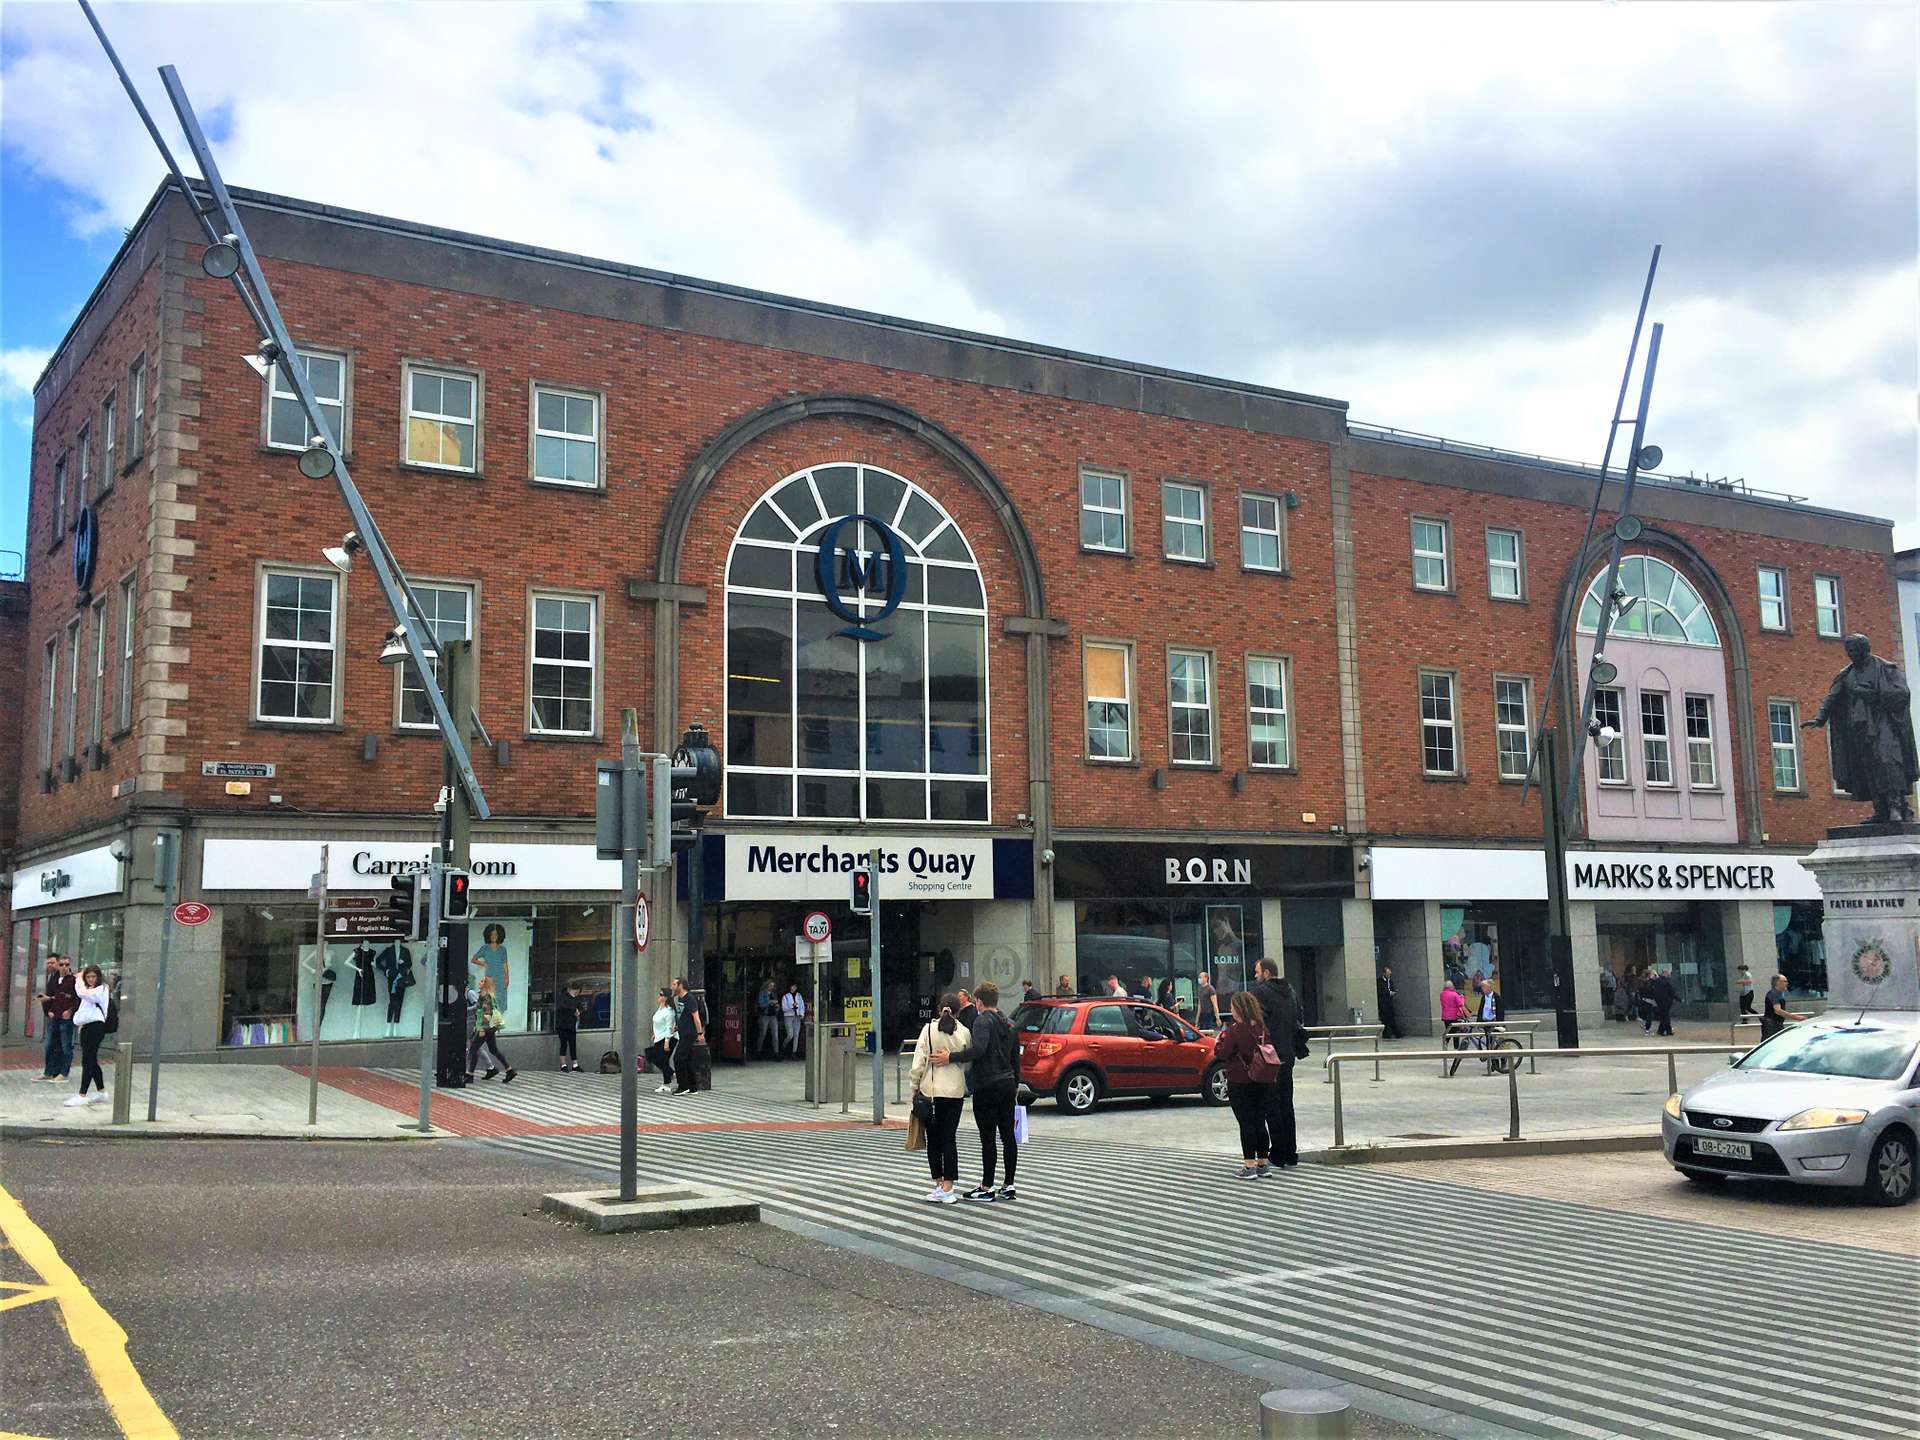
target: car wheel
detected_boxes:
[1202,1063,1231,1106]
[1056,1066,1101,1115]
[1864,1128,1915,1207]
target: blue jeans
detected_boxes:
[43,1018,75,1078]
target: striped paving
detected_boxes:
[445,1074,1919,1440]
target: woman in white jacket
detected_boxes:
[909,994,971,1204]
[66,965,111,1106]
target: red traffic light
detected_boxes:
[443,869,471,919]
[850,865,872,915]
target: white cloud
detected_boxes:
[1,346,52,418]
[1,0,1912,541]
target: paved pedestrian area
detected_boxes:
[452,1074,1920,1440]
[0,1057,411,1138]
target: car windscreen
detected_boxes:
[1012,1005,1074,1036]
[1737,1024,1920,1080]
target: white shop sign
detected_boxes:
[201,839,619,893]
[1370,846,1821,903]
[11,844,126,912]
[727,833,996,901]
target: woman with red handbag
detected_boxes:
[1213,990,1280,1179]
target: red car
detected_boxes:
[1013,998,1230,1114]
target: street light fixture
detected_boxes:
[379,625,435,666]
[240,340,281,382]
[298,439,337,479]
[322,531,362,574]
[201,232,241,279]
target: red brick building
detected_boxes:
[4,180,1899,1065]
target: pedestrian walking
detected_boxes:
[38,954,77,1083]
[1156,977,1177,1012]
[754,979,780,1058]
[1441,976,1469,1075]
[1195,970,1222,1032]
[1615,966,1638,1024]
[1376,965,1402,1040]
[554,981,583,1071]
[909,994,971,1204]
[671,977,710,1093]
[65,965,112,1107]
[780,981,806,1057]
[1644,968,1677,1037]
[1213,991,1278,1178]
[1247,959,1304,1167]
[934,980,1020,1202]
[1737,965,1756,1016]
[464,977,517,1083]
[1022,978,1039,1005]
[1760,974,1806,1041]
[646,987,678,1092]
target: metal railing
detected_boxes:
[1729,1008,1823,1047]
[1328,1043,1740,1147]
[1438,1019,1542,1077]
[1302,1024,1383,1083]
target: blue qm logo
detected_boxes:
[814,513,906,642]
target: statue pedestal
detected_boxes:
[1801,826,1920,1012]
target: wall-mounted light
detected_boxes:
[1231,771,1245,794]
[1151,768,1166,790]
[361,734,378,762]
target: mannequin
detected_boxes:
[349,944,379,1008]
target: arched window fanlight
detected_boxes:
[724,463,990,823]
[1577,554,1720,648]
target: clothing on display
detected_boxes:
[349,945,380,1006]
[377,945,415,1024]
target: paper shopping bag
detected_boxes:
[904,1110,927,1151]
[1013,1104,1029,1145]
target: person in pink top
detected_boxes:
[1440,977,1469,1076]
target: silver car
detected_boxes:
[1663,1010,1919,1206]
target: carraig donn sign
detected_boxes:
[814,513,905,642]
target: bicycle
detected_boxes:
[1446,1021,1524,1076]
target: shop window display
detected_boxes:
[1772,902,1827,999]
[1440,903,1548,1011]
[8,909,125,1039]
[1073,900,1261,1020]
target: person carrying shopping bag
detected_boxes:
[933,980,1021,1202]
[464,976,517,1083]
[908,994,971,1204]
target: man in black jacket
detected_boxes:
[934,980,1021,1201]
[1643,968,1677,1037]
[1247,959,1302,1168]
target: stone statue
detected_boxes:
[1802,634,1919,823]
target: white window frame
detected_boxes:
[42,636,58,772]
[1813,574,1843,638]
[527,590,600,738]
[77,423,92,506]
[1162,481,1209,563]
[89,596,108,753]
[1419,668,1460,777]
[1079,468,1129,554]
[1487,527,1524,601]
[51,454,67,546]
[1757,566,1788,632]
[1084,640,1135,763]
[116,572,136,733]
[1768,699,1802,792]
[1246,654,1293,769]
[402,361,481,474]
[1594,686,1629,785]
[254,566,341,726]
[1412,517,1451,592]
[266,347,349,452]
[99,391,117,495]
[1683,694,1717,790]
[1239,492,1286,574]
[128,355,145,458]
[1167,646,1216,765]
[396,582,476,730]
[1639,690,1674,787]
[64,617,81,761]
[1493,675,1532,781]
[529,383,603,489]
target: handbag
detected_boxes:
[1250,1038,1283,1083]
[912,1091,934,1123]
[1292,1023,1312,1061]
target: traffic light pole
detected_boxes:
[438,641,475,1087]
[145,831,180,1123]
[415,850,443,1133]
[309,844,327,1127]
[869,846,884,1125]
[618,707,644,1204]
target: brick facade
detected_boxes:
[6,182,1901,872]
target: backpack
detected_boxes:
[103,987,121,1036]
[597,1050,621,1074]
[1249,1036,1283,1083]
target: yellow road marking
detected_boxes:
[0,1185,178,1440]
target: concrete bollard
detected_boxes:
[1259,1389,1350,1440]
[111,1041,134,1125]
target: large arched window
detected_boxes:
[725,463,990,823]
[1577,554,1720,648]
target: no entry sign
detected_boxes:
[172,901,211,926]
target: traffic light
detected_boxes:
[669,723,722,854]
[387,874,427,941]
[850,863,873,916]
[442,869,471,919]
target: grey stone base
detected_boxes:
[1826,821,1920,839]
[541,1184,759,1233]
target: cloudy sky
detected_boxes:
[2,1,1914,561]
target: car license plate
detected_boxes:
[1695,1137,1751,1161]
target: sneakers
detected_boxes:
[936,1189,959,1205]
[63,1094,89,1107]
[655,1084,674,1094]
[962,1185,997,1202]
[481,1068,499,1080]
[924,1186,947,1202]
[1255,1163,1272,1178]
[502,1069,517,1084]
[997,1185,1017,1202]
[1233,1165,1261,1180]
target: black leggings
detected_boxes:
[645,1040,674,1086]
[928,1097,965,1183]
[973,1087,1017,1186]
[78,1021,108,1096]
[557,1030,578,1063]
[1227,1078,1272,1161]
[467,1028,509,1073]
